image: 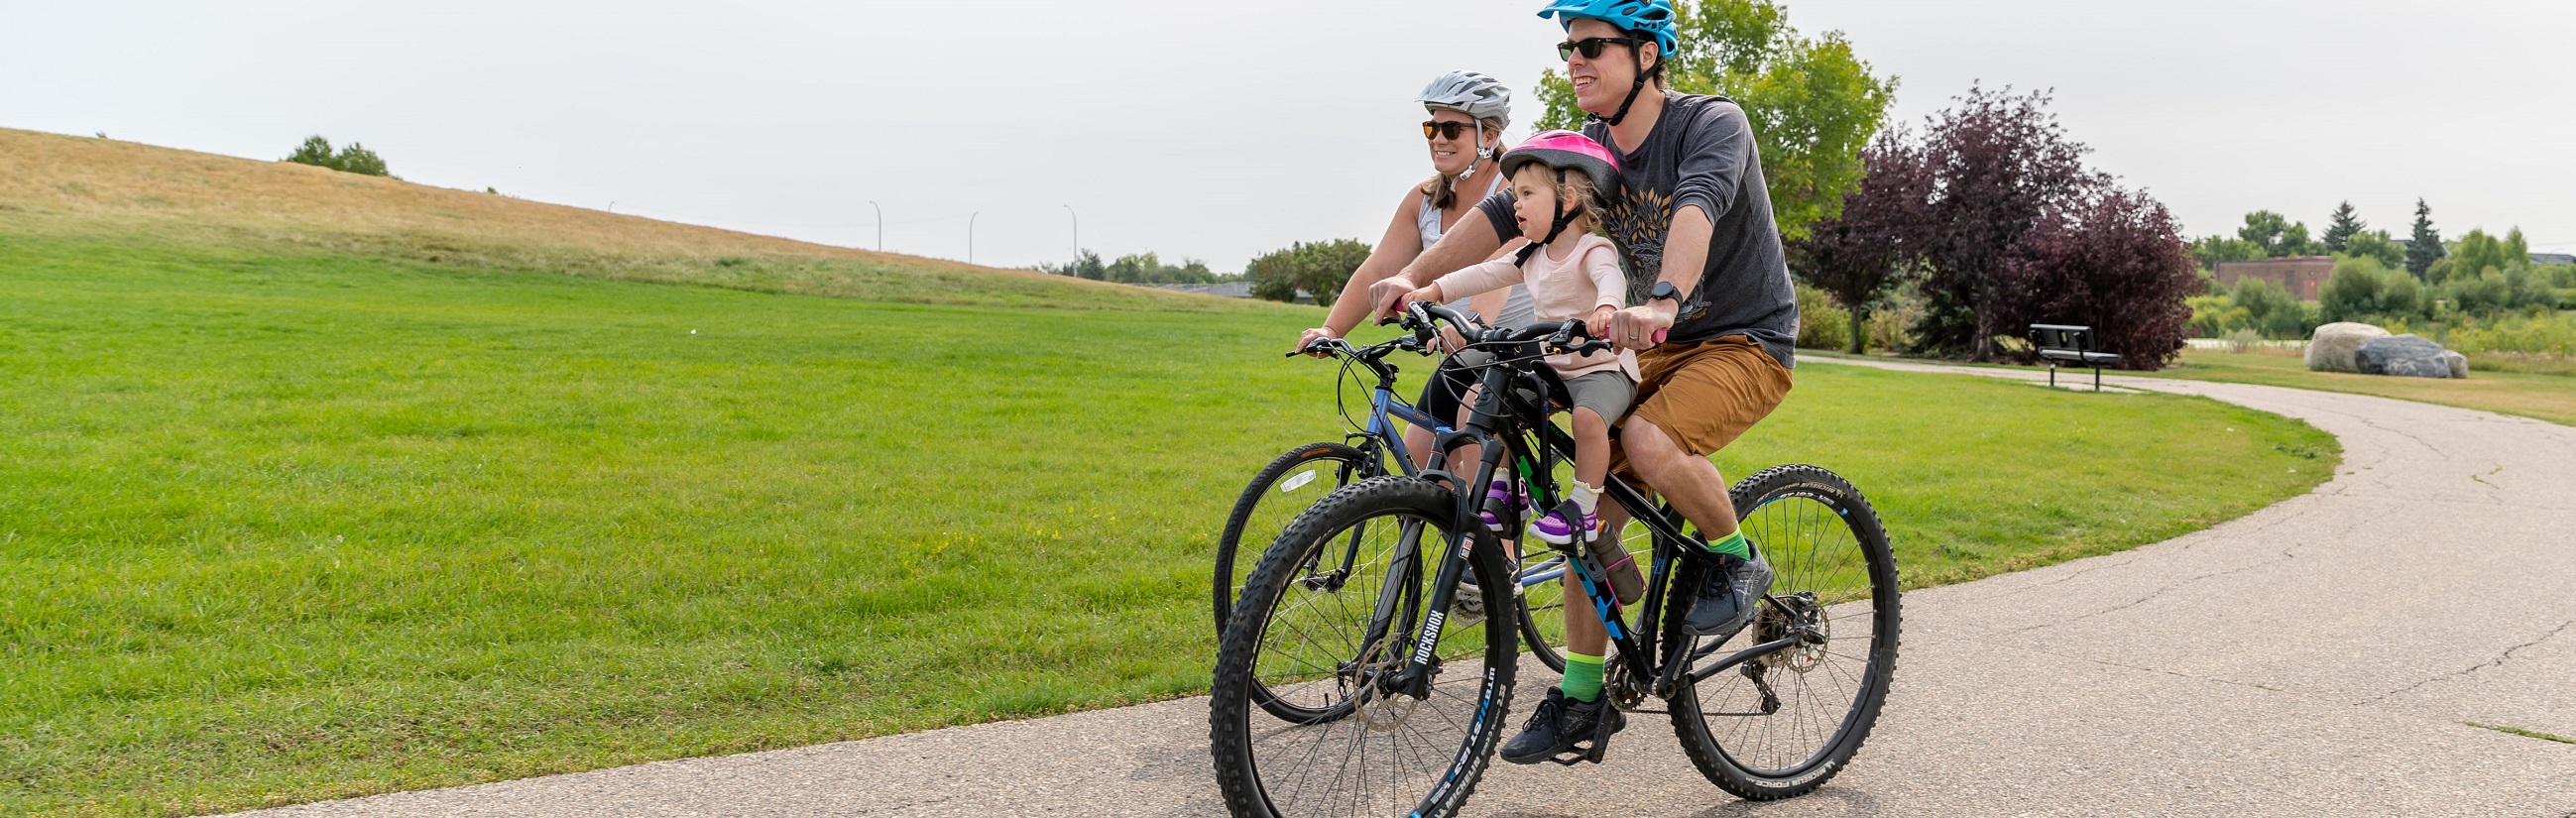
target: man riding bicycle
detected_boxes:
[1362,0,1801,764]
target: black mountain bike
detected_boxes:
[1210,304,1901,818]
[1215,334,1608,686]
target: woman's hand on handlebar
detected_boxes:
[1294,326,1341,358]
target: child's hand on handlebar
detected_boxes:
[1367,276,1426,321]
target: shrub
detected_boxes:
[1794,284,1851,351]
[283,135,393,177]
[1245,239,1370,304]
[2320,254,2424,324]
[2444,310,2576,375]
[2226,327,2263,354]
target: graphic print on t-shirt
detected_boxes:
[1602,185,1670,307]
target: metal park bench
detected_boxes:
[2029,324,2122,392]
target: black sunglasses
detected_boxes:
[1422,120,1481,141]
[1559,36,1642,61]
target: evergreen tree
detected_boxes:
[2404,198,2444,280]
[2321,200,2365,253]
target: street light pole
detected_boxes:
[870,200,882,252]
[968,211,979,265]
[1063,204,1078,262]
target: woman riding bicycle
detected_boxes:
[1294,70,1537,469]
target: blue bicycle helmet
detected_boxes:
[1537,0,1678,126]
[1536,0,1677,61]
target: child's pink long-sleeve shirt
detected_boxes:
[1433,234,1639,381]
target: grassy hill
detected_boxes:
[1,128,2336,816]
[0,127,1258,312]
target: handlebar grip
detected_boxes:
[1652,329,1668,344]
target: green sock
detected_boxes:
[1706,529,1751,560]
[1562,650,1606,702]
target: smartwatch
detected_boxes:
[1649,281,1680,304]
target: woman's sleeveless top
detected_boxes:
[1421,175,1536,328]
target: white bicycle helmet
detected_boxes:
[1419,70,1513,130]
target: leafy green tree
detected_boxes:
[2448,229,2514,285]
[2236,210,2289,253]
[1247,240,1371,304]
[2505,227,2529,265]
[2190,235,2266,270]
[2341,229,2405,270]
[1038,249,1107,280]
[2234,210,2320,257]
[2404,198,2444,279]
[1535,0,1896,238]
[283,135,393,177]
[286,136,335,167]
[2321,201,2365,253]
[331,143,389,176]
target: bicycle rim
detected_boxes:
[1669,464,1900,799]
[1217,443,1370,636]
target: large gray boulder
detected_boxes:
[2446,350,2469,379]
[2306,322,2390,373]
[2356,334,2459,379]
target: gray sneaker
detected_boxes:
[1683,545,1773,638]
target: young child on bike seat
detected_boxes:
[1400,130,1637,563]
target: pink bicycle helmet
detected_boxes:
[1498,130,1621,195]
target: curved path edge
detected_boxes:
[238,361,2576,817]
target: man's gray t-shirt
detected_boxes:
[1479,90,1799,369]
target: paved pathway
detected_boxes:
[240,361,2576,817]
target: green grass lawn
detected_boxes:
[2144,349,2576,426]
[1,235,2332,816]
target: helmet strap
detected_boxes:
[1590,45,1660,128]
[1514,171,1582,267]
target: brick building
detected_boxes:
[2215,256,2334,300]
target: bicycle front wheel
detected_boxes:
[1216,441,1371,637]
[1211,477,1518,818]
[1667,464,1900,801]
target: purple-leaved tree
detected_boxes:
[1910,87,2101,361]
[1992,188,2199,370]
[1787,129,1932,354]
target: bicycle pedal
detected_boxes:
[1542,707,1624,765]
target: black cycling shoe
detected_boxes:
[1498,686,1627,765]
[1683,545,1774,639]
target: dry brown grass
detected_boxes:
[0,127,1262,312]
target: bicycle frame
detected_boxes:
[1374,306,1804,703]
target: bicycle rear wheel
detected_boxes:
[1216,442,1371,636]
[1667,464,1900,801]
[1211,477,1518,818]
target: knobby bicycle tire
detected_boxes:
[1666,464,1901,801]
[1210,477,1519,818]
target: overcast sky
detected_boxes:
[8,0,2573,272]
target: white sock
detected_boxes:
[1569,481,1601,516]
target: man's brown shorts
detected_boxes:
[1615,334,1793,466]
